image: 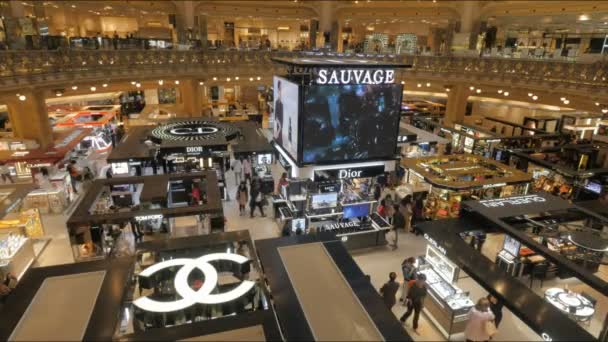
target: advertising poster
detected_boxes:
[272,76,299,160]
[301,84,401,164]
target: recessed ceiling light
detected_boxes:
[199,81,204,85]
[503,92,509,96]
[497,89,503,94]
[563,100,570,105]
[532,95,538,100]
[18,95,26,101]
[175,80,180,85]
[90,86,96,91]
[158,80,164,85]
[476,89,482,93]
[469,86,475,90]
[102,83,108,87]
[71,85,78,90]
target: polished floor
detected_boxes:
[28,164,594,341]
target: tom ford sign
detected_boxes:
[316,69,396,85]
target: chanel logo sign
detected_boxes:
[133,253,255,313]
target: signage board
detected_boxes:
[397,133,418,144]
[479,195,546,208]
[315,68,396,85]
[313,165,385,181]
[150,120,236,143]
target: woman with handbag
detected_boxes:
[464,298,496,342]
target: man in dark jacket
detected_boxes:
[400,274,427,334]
[380,272,400,310]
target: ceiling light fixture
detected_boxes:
[227,77,231,82]
[560,97,566,101]
[136,83,141,88]
[213,77,217,81]
[199,81,204,85]
[532,95,538,100]
[503,92,509,96]
[257,76,261,80]
[90,86,96,91]
[445,88,451,92]
[528,93,533,97]
[102,83,108,87]
[56,92,62,97]
[497,89,503,94]
[249,77,254,81]
[603,108,608,114]
[469,86,475,90]
[595,102,600,106]
[131,81,136,85]
[71,85,78,90]
[426,82,431,87]
[417,83,422,88]
[563,99,570,105]
[235,77,239,81]
[401,81,405,85]
[175,80,180,85]
[18,95,26,101]
[158,80,164,85]
[476,89,482,93]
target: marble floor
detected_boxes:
[29,163,587,341]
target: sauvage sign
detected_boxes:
[316,69,396,85]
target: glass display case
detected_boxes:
[418,245,473,339]
[0,232,35,280]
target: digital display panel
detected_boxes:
[273,77,299,161]
[311,192,338,209]
[503,235,521,257]
[301,84,402,164]
[584,181,602,194]
[343,203,371,219]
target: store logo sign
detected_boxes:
[479,195,546,208]
[186,146,205,154]
[135,215,163,221]
[169,125,219,136]
[134,253,254,313]
[323,221,358,230]
[339,169,363,179]
[316,69,395,85]
[424,233,447,255]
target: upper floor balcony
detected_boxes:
[0,49,607,99]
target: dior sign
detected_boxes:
[316,69,395,85]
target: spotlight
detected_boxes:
[532,95,538,100]
[71,85,78,90]
[560,97,566,101]
[476,89,482,93]
[249,77,254,81]
[497,89,503,94]
[131,81,136,85]
[417,83,422,88]
[595,102,600,106]
[603,108,608,114]
[400,81,405,85]
[158,80,164,85]
[102,83,108,87]
[445,88,451,92]
[469,86,475,90]
[235,77,239,81]
[257,76,261,80]
[503,92,509,96]
[55,92,62,97]
[136,83,141,88]
[90,86,96,91]
[227,77,231,82]
[213,77,217,81]
[18,95,26,101]
[175,80,180,85]
[426,82,431,87]
[528,93,533,97]
[199,81,204,85]
[563,100,570,105]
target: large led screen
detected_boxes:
[273,76,299,160]
[302,84,402,164]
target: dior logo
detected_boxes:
[133,253,255,313]
[169,126,219,135]
[339,169,363,179]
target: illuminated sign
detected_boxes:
[133,253,255,313]
[541,333,552,341]
[135,215,163,221]
[186,146,205,154]
[323,221,358,230]
[482,183,507,189]
[169,126,219,136]
[424,233,447,255]
[314,165,385,181]
[479,195,546,208]
[316,69,395,85]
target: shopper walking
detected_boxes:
[231,157,243,186]
[0,162,14,184]
[236,181,248,216]
[400,257,417,303]
[249,177,265,218]
[243,157,252,184]
[276,172,289,194]
[400,274,427,334]
[390,202,406,250]
[401,195,413,232]
[464,298,496,342]
[67,160,80,194]
[379,272,400,310]
[487,294,504,328]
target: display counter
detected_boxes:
[0,233,35,280]
[403,154,532,219]
[417,244,473,339]
[544,288,595,322]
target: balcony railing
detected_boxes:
[0,50,606,90]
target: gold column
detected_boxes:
[5,90,53,150]
[444,84,469,125]
[179,79,203,117]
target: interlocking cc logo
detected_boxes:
[134,253,255,313]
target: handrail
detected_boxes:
[0,50,606,89]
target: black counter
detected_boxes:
[416,218,596,341]
[256,234,410,341]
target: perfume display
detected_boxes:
[0,233,27,261]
